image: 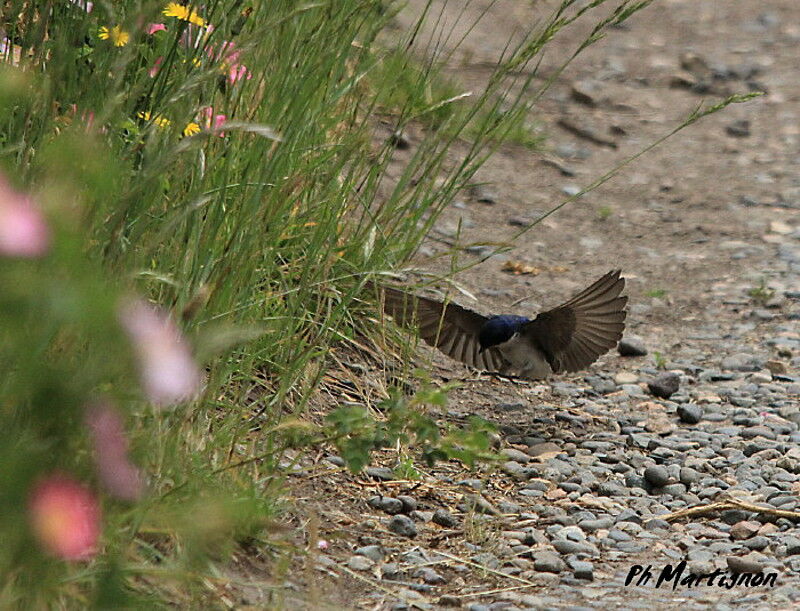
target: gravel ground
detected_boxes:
[261,1,800,609]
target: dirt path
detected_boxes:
[262,2,800,609]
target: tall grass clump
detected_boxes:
[0,0,666,604]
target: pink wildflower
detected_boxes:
[201,106,227,136]
[29,474,101,561]
[227,64,252,84]
[0,173,50,258]
[149,56,164,77]
[206,41,252,84]
[146,23,167,35]
[118,299,202,406]
[85,402,144,501]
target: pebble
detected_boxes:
[325,455,345,467]
[727,553,765,573]
[471,184,498,204]
[614,371,639,385]
[501,448,531,463]
[644,519,671,532]
[355,545,385,562]
[368,495,404,515]
[472,552,500,570]
[432,508,458,528]
[783,536,800,556]
[677,404,703,424]
[569,560,594,580]
[398,495,417,513]
[365,467,395,481]
[743,536,770,551]
[552,540,598,555]
[647,372,680,399]
[381,563,401,580]
[730,521,760,540]
[460,495,500,515]
[721,353,765,372]
[533,551,565,573]
[618,337,648,357]
[644,465,671,488]
[726,119,751,138]
[348,555,374,571]
[679,467,701,486]
[579,517,614,532]
[388,515,417,538]
[415,567,447,584]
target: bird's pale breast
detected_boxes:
[498,334,553,379]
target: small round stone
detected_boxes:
[569,560,594,580]
[727,553,765,573]
[579,517,614,532]
[644,465,671,488]
[367,495,404,515]
[432,508,458,528]
[388,515,418,538]
[533,551,565,573]
[644,518,671,532]
[782,536,800,556]
[743,536,770,551]
[677,404,703,424]
[355,545,384,562]
[415,567,447,584]
[730,521,760,540]
[347,555,375,571]
[397,495,417,513]
[648,372,680,399]
[618,337,648,357]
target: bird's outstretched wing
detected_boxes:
[522,269,627,373]
[376,285,509,373]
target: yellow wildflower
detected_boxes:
[182,122,201,137]
[98,25,130,47]
[137,111,171,129]
[163,3,206,27]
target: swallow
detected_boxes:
[375,269,627,379]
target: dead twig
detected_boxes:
[660,497,800,522]
[452,582,541,599]
[334,561,428,610]
[433,550,537,587]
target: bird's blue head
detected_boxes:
[478,315,530,351]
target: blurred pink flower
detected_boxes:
[82,109,96,131]
[147,23,167,35]
[0,173,50,258]
[85,402,144,501]
[227,64,252,84]
[148,56,164,77]
[29,474,101,561]
[201,106,227,136]
[317,539,329,551]
[67,104,96,132]
[118,299,202,406]
[206,41,252,84]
